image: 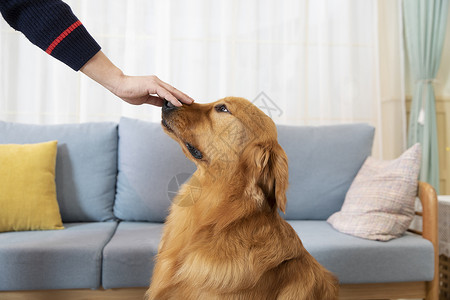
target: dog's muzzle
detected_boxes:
[162,100,178,114]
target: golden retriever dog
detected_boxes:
[147,97,339,300]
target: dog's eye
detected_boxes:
[215,104,230,113]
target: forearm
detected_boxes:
[80,51,124,95]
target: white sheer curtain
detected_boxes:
[0,0,405,158]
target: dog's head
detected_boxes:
[161,97,288,213]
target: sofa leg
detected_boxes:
[425,277,439,300]
[418,181,439,300]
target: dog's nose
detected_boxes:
[163,100,178,113]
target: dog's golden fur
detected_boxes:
[147,97,338,299]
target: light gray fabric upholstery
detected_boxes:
[101,220,433,288]
[115,120,374,222]
[102,222,163,288]
[0,121,118,222]
[114,117,196,222]
[0,119,432,291]
[288,220,435,284]
[278,124,375,220]
[0,223,118,290]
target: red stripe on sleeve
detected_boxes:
[45,20,82,55]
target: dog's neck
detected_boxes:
[175,168,277,233]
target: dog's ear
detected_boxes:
[268,143,288,213]
[240,142,288,213]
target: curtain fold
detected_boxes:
[403,0,448,193]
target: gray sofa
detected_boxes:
[0,118,438,299]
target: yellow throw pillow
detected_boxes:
[0,141,64,232]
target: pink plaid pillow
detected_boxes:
[327,143,421,241]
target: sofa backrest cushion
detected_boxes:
[114,119,373,222]
[277,123,375,220]
[0,121,118,222]
[114,117,196,222]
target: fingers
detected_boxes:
[120,75,195,107]
[146,95,164,107]
[155,86,182,107]
[153,76,194,106]
[157,79,194,105]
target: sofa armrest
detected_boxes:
[417,181,439,300]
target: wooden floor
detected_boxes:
[0,288,147,300]
[0,282,428,300]
[339,282,426,300]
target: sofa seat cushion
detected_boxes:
[0,222,118,291]
[0,121,118,222]
[102,222,163,288]
[102,221,434,289]
[288,221,435,284]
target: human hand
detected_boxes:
[113,74,193,107]
[81,51,194,107]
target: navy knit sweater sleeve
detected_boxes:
[0,0,101,71]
